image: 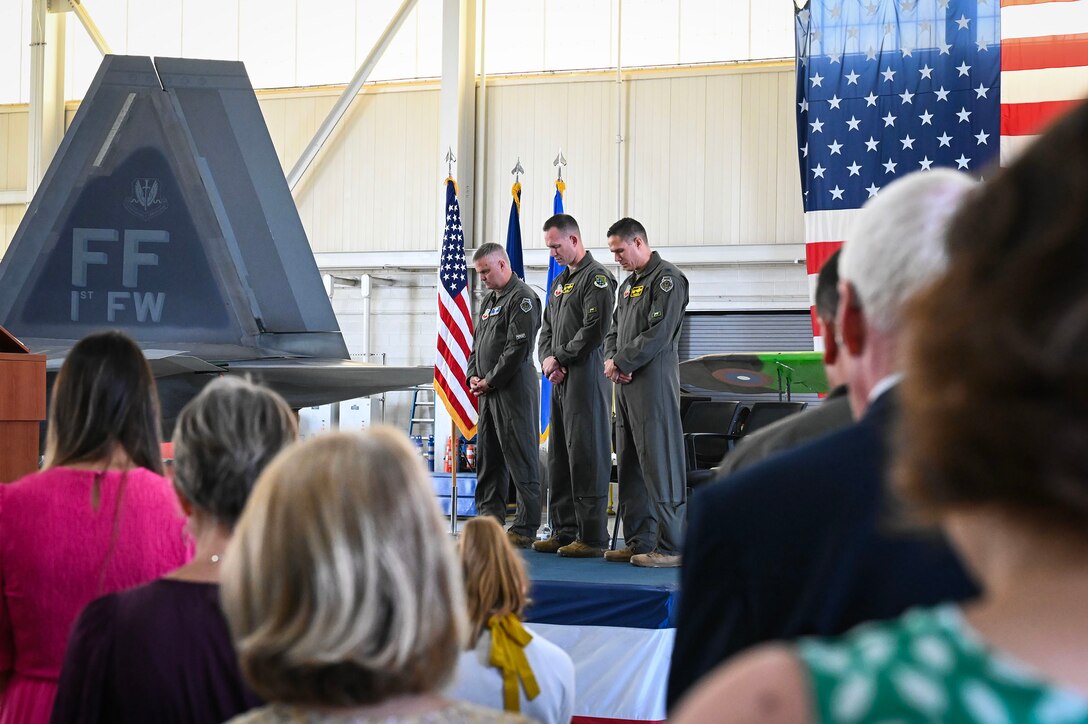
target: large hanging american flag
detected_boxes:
[796,0,1087,348]
[434,178,478,439]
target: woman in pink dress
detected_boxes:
[0,331,190,724]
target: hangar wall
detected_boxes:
[0,61,804,260]
[268,61,804,255]
[0,62,810,427]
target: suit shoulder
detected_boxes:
[707,420,877,509]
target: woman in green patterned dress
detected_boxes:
[674,100,1088,724]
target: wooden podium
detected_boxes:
[0,326,46,482]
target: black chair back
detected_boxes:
[741,401,808,437]
[683,401,746,471]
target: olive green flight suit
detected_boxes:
[537,251,617,549]
[467,275,543,536]
[604,251,689,556]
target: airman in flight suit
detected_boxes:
[533,214,617,557]
[604,218,689,568]
[468,242,543,547]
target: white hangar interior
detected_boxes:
[0,0,816,429]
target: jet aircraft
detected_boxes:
[0,55,431,431]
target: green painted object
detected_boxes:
[679,351,829,396]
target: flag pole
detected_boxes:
[450,419,458,535]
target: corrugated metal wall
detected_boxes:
[260,63,803,256]
[0,62,804,259]
[679,312,814,359]
[276,87,445,253]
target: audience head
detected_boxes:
[459,516,530,646]
[221,428,465,708]
[45,330,162,474]
[472,242,514,290]
[899,101,1088,543]
[839,169,973,334]
[837,169,975,413]
[813,250,846,388]
[607,217,653,272]
[814,249,842,324]
[543,213,586,268]
[172,377,297,528]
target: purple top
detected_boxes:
[51,579,261,724]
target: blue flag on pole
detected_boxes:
[540,179,565,440]
[505,181,524,279]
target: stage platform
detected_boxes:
[520,548,679,724]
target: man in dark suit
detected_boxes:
[667,170,982,711]
[716,250,852,477]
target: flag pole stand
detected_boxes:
[450,419,458,536]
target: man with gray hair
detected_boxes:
[468,242,543,547]
[667,170,980,710]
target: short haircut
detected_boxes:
[543,213,580,238]
[814,249,842,321]
[898,100,1088,539]
[45,330,162,475]
[606,217,649,245]
[472,242,509,263]
[839,169,975,332]
[459,517,530,646]
[172,377,297,528]
[221,429,466,707]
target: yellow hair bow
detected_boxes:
[487,613,541,713]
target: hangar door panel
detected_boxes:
[679,312,814,360]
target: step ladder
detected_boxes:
[408,385,436,438]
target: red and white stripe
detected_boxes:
[1000,0,1088,163]
[804,212,853,351]
[534,623,672,723]
[435,281,478,439]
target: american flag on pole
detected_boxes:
[796,0,1086,349]
[435,178,478,439]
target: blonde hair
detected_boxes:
[459,517,529,646]
[220,428,466,707]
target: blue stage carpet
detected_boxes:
[521,548,679,587]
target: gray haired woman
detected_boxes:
[52,377,297,724]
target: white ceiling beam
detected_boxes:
[288,0,418,194]
[71,0,114,56]
[439,0,477,247]
[27,0,67,198]
[313,244,807,272]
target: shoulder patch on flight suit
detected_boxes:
[515,333,527,341]
[593,274,608,288]
[660,276,674,293]
[520,297,532,313]
[588,306,598,314]
[650,309,663,320]
[630,285,645,298]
